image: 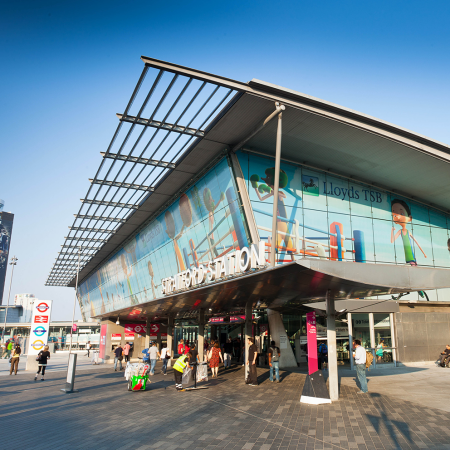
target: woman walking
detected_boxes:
[35,345,51,381]
[208,342,223,378]
[10,343,21,375]
[160,345,171,375]
[178,339,185,356]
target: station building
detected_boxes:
[46,57,450,400]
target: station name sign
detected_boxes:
[161,241,265,295]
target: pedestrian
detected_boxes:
[173,351,192,392]
[223,338,233,369]
[234,338,241,361]
[114,344,124,371]
[178,339,185,355]
[123,342,131,363]
[4,339,13,359]
[0,341,5,358]
[189,342,200,380]
[318,342,328,369]
[353,340,368,394]
[438,344,450,367]
[376,339,385,363]
[149,342,160,375]
[208,341,223,378]
[85,341,91,357]
[246,337,258,386]
[160,344,171,375]
[10,343,21,375]
[34,345,51,381]
[268,340,281,383]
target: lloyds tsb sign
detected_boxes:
[161,241,266,295]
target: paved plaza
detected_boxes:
[1,358,450,450]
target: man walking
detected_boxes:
[85,341,91,357]
[353,340,368,394]
[223,338,233,369]
[114,344,123,371]
[246,337,258,386]
[268,340,281,383]
[149,342,160,375]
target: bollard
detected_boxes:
[61,353,78,394]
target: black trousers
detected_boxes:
[174,369,183,390]
[38,365,47,375]
[248,363,258,385]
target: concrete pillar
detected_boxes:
[326,291,339,401]
[145,318,150,349]
[198,309,205,362]
[167,315,174,368]
[244,301,252,380]
[267,309,297,368]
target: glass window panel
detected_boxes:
[349,215,375,262]
[411,224,433,266]
[277,205,302,262]
[300,168,327,211]
[349,181,373,218]
[436,288,450,302]
[424,289,439,302]
[352,314,371,349]
[371,189,391,220]
[327,212,353,261]
[429,208,447,228]
[325,174,350,215]
[430,227,449,267]
[410,202,430,226]
[236,151,249,189]
[373,218,397,264]
[303,209,329,260]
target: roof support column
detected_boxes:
[167,314,174,367]
[198,309,205,362]
[270,108,283,267]
[244,301,252,383]
[326,290,339,401]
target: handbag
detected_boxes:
[165,352,170,359]
[118,355,124,361]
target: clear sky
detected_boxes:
[1,0,449,320]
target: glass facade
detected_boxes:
[237,151,450,300]
[78,157,249,319]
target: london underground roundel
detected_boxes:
[36,303,50,313]
[33,326,47,337]
[31,340,45,350]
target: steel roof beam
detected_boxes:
[64,237,107,243]
[89,179,154,191]
[81,199,139,209]
[100,152,176,169]
[116,114,205,137]
[74,214,127,223]
[68,226,116,233]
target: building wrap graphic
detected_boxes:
[28,300,52,355]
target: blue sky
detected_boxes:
[1,0,449,320]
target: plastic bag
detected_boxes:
[196,363,208,383]
[182,366,192,385]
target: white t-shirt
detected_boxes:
[161,348,170,359]
[149,346,159,359]
[86,343,91,349]
[354,346,366,365]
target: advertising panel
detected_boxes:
[0,211,14,304]
[238,151,450,269]
[99,324,107,359]
[306,311,318,375]
[78,157,249,318]
[28,300,53,355]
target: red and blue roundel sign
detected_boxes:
[36,303,49,313]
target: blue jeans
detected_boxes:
[270,361,279,381]
[150,359,157,374]
[114,357,123,370]
[162,358,169,374]
[356,364,368,393]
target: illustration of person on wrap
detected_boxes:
[250,167,293,250]
[391,199,426,265]
[144,260,156,299]
[203,188,225,258]
[120,253,139,304]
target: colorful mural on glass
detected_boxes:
[78,158,249,319]
[237,151,450,269]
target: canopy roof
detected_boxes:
[95,259,450,323]
[46,56,450,288]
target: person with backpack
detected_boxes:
[318,342,328,369]
[268,340,281,383]
[353,339,368,394]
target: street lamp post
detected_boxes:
[68,247,80,359]
[1,256,18,343]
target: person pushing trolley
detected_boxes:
[173,351,192,392]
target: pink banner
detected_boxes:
[306,311,318,375]
[99,324,107,359]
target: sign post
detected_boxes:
[61,353,78,394]
[306,312,318,375]
[26,300,53,372]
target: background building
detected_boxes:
[0,200,14,305]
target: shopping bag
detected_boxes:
[196,363,208,383]
[182,366,192,385]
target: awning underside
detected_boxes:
[96,259,450,323]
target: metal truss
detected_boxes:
[46,55,241,286]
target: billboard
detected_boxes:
[78,157,250,318]
[0,211,14,305]
[28,300,53,355]
[238,151,450,269]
